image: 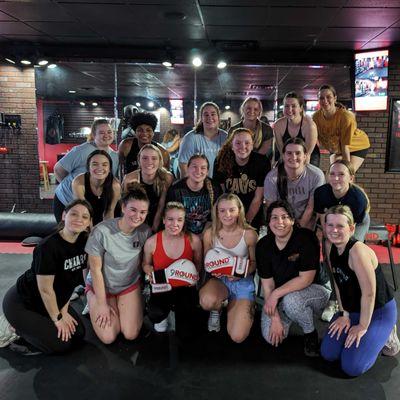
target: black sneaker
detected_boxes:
[304,330,319,358]
[9,339,42,356]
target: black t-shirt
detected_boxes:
[16,232,88,315]
[214,151,270,229]
[166,178,222,234]
[256,227,320,288]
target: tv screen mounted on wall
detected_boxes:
[354,49,389,111]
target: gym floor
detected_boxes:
[0,250,399,400]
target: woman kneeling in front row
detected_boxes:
[321,205,399,376]
[256,200,331,357]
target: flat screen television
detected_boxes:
[169,99,184,124]
[354,49,388,111]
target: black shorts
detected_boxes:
[330,147,369,159]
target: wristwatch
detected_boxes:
[338,310,349,318]
[53,312,62,322]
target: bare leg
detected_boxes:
[226,299,254,343]
[199,278,229,311]
[116,288,143,340]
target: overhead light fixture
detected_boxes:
[224,105,230,110]
[135,102,141,107]
[5,58,15,64]
[79,101,86,106]
[92,102,98,107]
[217,61,227,69]
[192,56,202,67]
[47,64,57,69]
[148,101,154,108]
[162,61,173,67]
[38,60,48,66]
[21,60,32,65]
[68,90,76,94]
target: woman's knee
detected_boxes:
[199,292,220,311]
[121,323,141,341]
[228,326,250,344]
[341,359,370,377]
[96,329,118,345]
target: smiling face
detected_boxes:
[325,213,354,247]
[232,131,253,162]
[139,148,160,176]
[318,88,337,114]
[201,105,220,131]
[94,123,114,147]
[121,199,149,230]
[243,100,261,122]
[163,208,185,236]
[284,97,302,120]
[217,199,240,228]
[62,204,91,235]
[187,157,209,184]
[283,143,307,171]
[268,207,294,240]
[328,163,353,194]
[89,154,110,180]
[136,124,154,145]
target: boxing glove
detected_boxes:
[204,248,249,278]
[151,259,199,293]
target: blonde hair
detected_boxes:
[328,160,370,213]
[87,118,112,142]
[325,204,355,226]
[210,193,253,245]
[137,144,170,196]
[240,97,263,148]
[215,128,254,177]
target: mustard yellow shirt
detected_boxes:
[313,108,370,154]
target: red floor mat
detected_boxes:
[0,242,34,254]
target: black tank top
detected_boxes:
[125,139,159,174]
[330,238,393,313]
[84,173,107,226]
[139,172,159,228]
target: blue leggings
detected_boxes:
[320,298,397,376]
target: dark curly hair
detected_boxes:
[130,112,158,132]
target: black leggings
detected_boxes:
[3,285,85,354]
[53,194,66,223]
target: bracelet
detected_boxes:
[338,311,349,318]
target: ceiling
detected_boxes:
[1,0,400,101]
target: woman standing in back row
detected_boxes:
[313,84,370,173]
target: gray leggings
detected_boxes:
[261,284,331,343]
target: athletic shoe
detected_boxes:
[9,341,42,356]
[70,285,85,301]
[154,318,168,333]
[382,325,400,356]
[304,329,319,358]
[0,314,19,348]
[208,311,221,333]
[82,303,90,315]
[321,300,338,322]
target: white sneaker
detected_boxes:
[154,318,168,333]
[208,311,221,332]
[82,303,90,315]
[321,301,338,322]
[382,325,400,356]
[0,314,19,348]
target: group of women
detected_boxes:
[0,84,398,378]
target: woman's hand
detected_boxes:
[345,324,367,349]
[264,291,279,316]
[61,311,78,334]
[95,303,116,329]
[268,317,284,347]
[54,318,75,342]
[143,264,154,283]
[328,316,351,340]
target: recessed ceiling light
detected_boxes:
[38,60,48,66]
[5,58,15,64]
[217,61,227,69]
[92,102,98,107]
[21,60,31,65]
[135,102,141,107]
[68,90,76,94]
[225,105,230,110]
[192,56,202,67]
[162,61,172,67]
[148,101,154,108]
[79,101,85,106]
[47,64,57,69]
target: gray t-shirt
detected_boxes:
[264,164,325,220]
[85,218,152,295]
[55,142,119,205]
[178,129,228,177]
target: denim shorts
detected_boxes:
[219,275,255,301]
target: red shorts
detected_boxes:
[85,280,141,298]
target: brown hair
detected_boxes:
[240,97,263,148]
[87,118,112,142]
[194,102,220,133]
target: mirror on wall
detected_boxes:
[35,61,351,198]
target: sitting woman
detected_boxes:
[85,185,152,344]
[2,200,93,354]
[214,127,271,231]
[122,144,173,232]
[199,194,258,343]
[314,160,370,242]
[166,154,222,235]
[321,205,399,376]
[72,150,121,226]
[256,200,331,357]
[273,91,319,167]
[264,138,325,230]
[142,202,203,335]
